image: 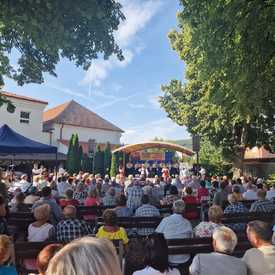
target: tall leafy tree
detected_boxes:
[94,144,104,175]
[110,153,118,178]
[0,0,125,105]
[66,134,75,174]
[104,142,112,175]
[160,0,275,173]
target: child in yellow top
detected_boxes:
[96,209,128,245]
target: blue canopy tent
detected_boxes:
[0,124,58,171]
[0,124,57,154]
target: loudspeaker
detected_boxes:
[192,135,200,152]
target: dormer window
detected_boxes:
[20,111,30,124]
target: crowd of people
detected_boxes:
[0,166,275,275]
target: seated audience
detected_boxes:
[194,205,223,237]
[250,189,275,212]
[73,182,88,204]
[182,187,199,219]
[242,220,275,275]
[133,233,180,275]
[0,195,9,235]
[224,194,248,233]
[33,187,62,224]
[197,180,209,203]
[135,194,160,236]
[103,187,117,207]
[28,204,54,241]
[243,184,258,200]
[267,183,275,200]
[213,180,229,208]
[156,200,192,267]
[190,226,247,275]
[46,237,123,275]
[37,244,63,275]
[59,189,79,207]
[10,192,29,213]
[0,235,17,275]
[114,194,132,217]
[233,178,245,193]
[56,205,93,242]
[96,209,128,245]
[24,186,40,204]
[161,185,180,206]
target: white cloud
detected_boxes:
[121,118,190,144]
[82,0,163,87]
[129,103,146,109]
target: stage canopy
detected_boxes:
[0,124,57,155]
[112,141,194,156]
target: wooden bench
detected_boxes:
[14,239,124,275]
[96,216,163,230]
[222,211,275,224]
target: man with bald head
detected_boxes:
[56,205,93,242]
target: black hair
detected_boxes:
[116,194,127,206]
[185,186,193,195]
[236,178,242,185]
[200,180,206,188]
[232,185,240,193]
[103,209,117,226]
[41,187,52,197]
[141,194,150,204]
[212,181,219,189]
[145,233,169,273]
[248,220,273,242]
[169,185,178,195]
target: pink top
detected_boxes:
[84,197,99,220]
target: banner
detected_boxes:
[140,152,165,161]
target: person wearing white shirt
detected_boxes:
[133,233,180,275]
[242,220,275,275]
[156,200,192,266]
[57,176,71,197]
[267,183,275,200]
[243,184,258,200]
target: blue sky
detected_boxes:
[3,0,190,144]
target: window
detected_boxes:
[20,111,30,124]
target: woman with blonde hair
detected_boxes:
[0,235,17,274]
[46,237,123,275]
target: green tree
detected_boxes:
[160,0,275,174]
[94,144,104,176]
[110,153,118,178]
[104,142,112,175]
[66,134,75,174]
[66,133,81,174]
[82,153,92,172]
[199,138,232,176]
[0,0,125,106]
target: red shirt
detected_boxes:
[83,197,99,220]
[197,187,209,203]
[59,199,79,207]
[183,195,199,219]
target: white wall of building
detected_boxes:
[0,97,48,144]
[50,123,121,154]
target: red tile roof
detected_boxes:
[43,100,123,133]
[244,147,275,160]
[1,91,48,105]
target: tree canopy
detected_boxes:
[0,0,124,86]
[160,0,275,168]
